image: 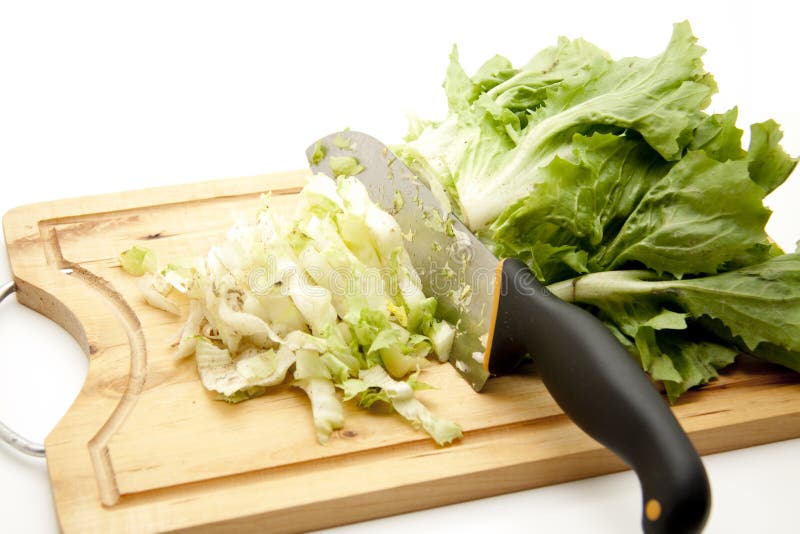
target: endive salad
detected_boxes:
[121,174,461,445]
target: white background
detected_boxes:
[1,1,799,532]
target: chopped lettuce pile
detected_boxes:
[120,174,461,445]
[397,21,800,401]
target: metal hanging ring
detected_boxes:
[0,281,46,457]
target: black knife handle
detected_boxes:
[487,259,710,534]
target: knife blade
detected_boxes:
[306,131,495,390]
[306,130,711,534]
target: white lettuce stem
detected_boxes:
[546,270,670,303]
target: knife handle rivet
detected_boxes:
[645,498,662,521]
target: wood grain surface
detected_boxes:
[4,170,800,533]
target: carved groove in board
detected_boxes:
[28,184,301,506]
[39,221,148,506]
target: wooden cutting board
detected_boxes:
[4,170,800,533]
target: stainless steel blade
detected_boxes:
[306,131,495,390]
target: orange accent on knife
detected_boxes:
[482,258,506,374]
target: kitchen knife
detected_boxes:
[307,131,711,534]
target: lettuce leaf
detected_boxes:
[119,245,157,276]
[398,21,798,400]
[355,366,462,446]
[548,254,800,400]
[399,21,796,283]
[400,21,717,231]
[590,151,771,277]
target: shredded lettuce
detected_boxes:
[329,155,364,177]
[138,272,181,315]
[122,174,460,445]
[119,245,157,276]
[343,366,462,446]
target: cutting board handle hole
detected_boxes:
[0,281,87,457]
